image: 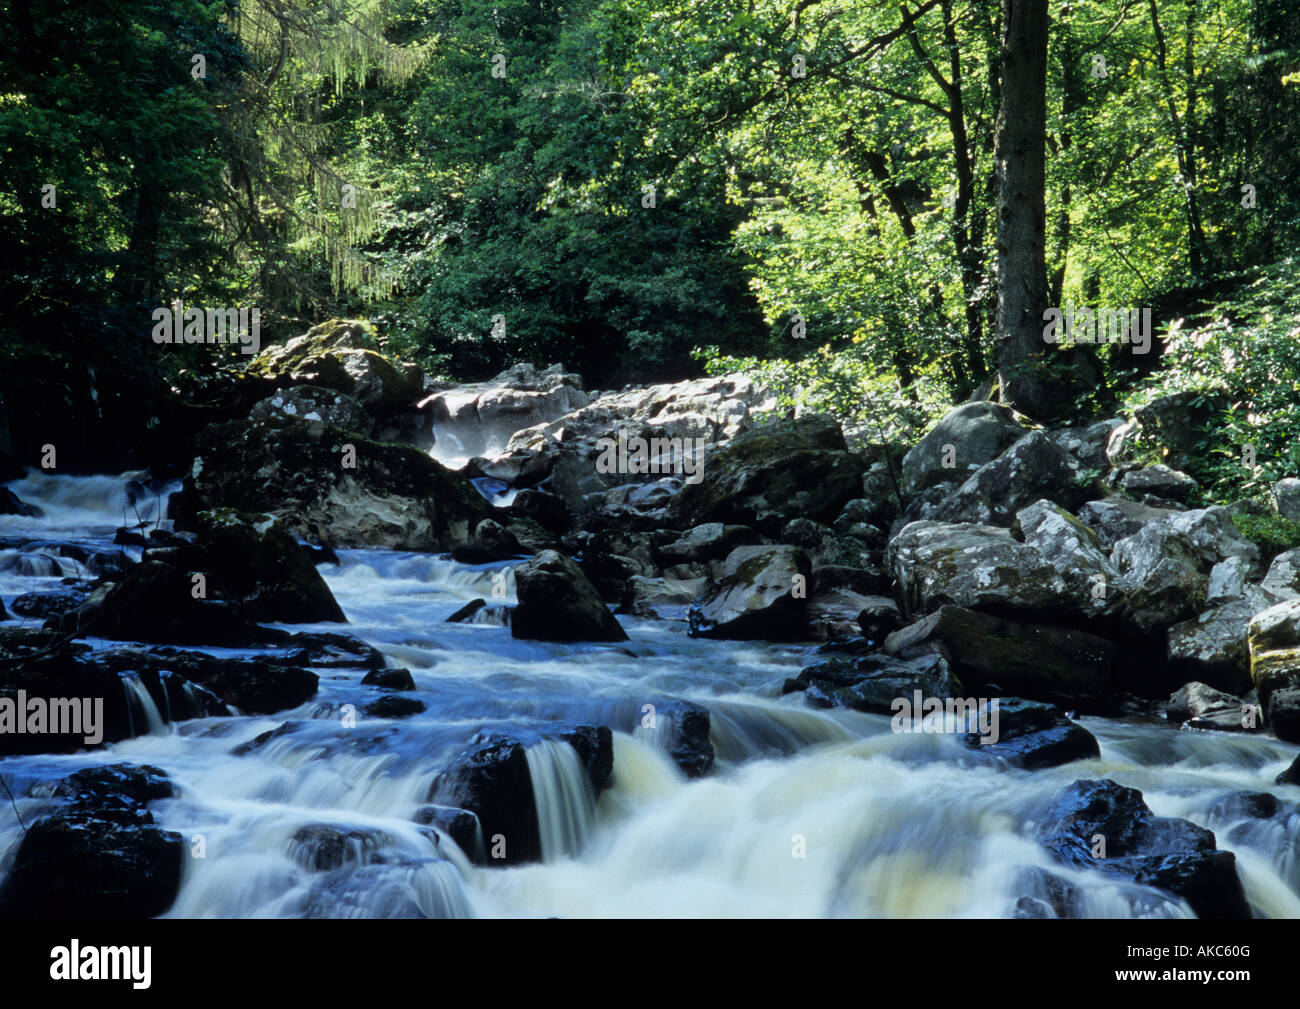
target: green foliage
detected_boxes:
[1127,257,1300,503]
[1232,512,1300,563]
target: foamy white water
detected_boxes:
[2,472,1299,919]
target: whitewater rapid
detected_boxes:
[2,472,1300,918]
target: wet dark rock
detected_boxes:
[788,651,961,715]
[8,588,87,620]
[55,561,271,647]
[0,764,182,918]
[511,550,628,643]
[431,735,538,865]
[363,694,426,719]
[279,631,384,669]
[1275,753,1300,786]
[446,598,488,623]
[361,667,416,691]
[413,805,481,858]
[960,698,1100,770]
[556,724,615,792]
[884,605,1116,711]
[0,488,42,518]
[94,647,318,715]
[289,824,391,871]
[656,702,714,778]
[431,725,613,866]
[1039,778,1251,918]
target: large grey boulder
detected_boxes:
[666,415,864,536]
[928,431,1080,527]
[887,521,1068,621]
[1273,478,1300,522]
[1166,682,1254,732]
[1261,549,1300,600]
[899,402,1029,497]
[1166,601,1264,695]
[1016,500,1118,618]
[687,545,811,640]
[1077,496,1179,551]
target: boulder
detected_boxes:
[1261,549,1300,600]
[1077,496,1179,551]
[960,698,1100,770]
[511,550,628,642]
[655,702,715,779]
[687,545,810,641]
[666,415,865,536]
[497,375,759,512]
[887,521,1068,622]
[1247,599,1300,739]
[92,647,318,715]
[362,695,426,719]
[189,416,491,551]
[1166,682,1252,732]
[928,431,1080,527]
[1166,602,1261,695]
[55,561,267,646]
[654,523,761,565]
[883,605,1115,710]
[1273,478,1300,523]
[1037,778,1250,918]
[421,363,590,465]
[1015,500,1117,618]
[899,402,1029,497]
[0,488,42,518]
[1121,465,1199,504]
[786,651,961,714]
[361,667,416,691]
[190,509,346,623]
[250,386,373,435]
[0,764,183,918]
[246,320,423,415]
[430,726,613,866]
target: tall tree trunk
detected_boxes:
[993,0,1051,418]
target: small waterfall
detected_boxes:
[1,470,179,532]
[121,672,168,736]
[525,740,597,861]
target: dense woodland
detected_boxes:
[1,0,1298,500]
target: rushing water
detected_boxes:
[2,472,1300,918]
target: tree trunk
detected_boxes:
[993,0,1051,418]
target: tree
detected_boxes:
[993,0,1051,417]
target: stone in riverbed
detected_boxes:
[786,651,961,715]
[510,550,628,643]
[687,545,810,641]
[899,401,1030,497]
[0,764,182,918]
[959,698,1100,770]
[883,605,1115,710]
[1166,681,1253,732]
[1038,778,1250,918]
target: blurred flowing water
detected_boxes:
[2,472,1299,918]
